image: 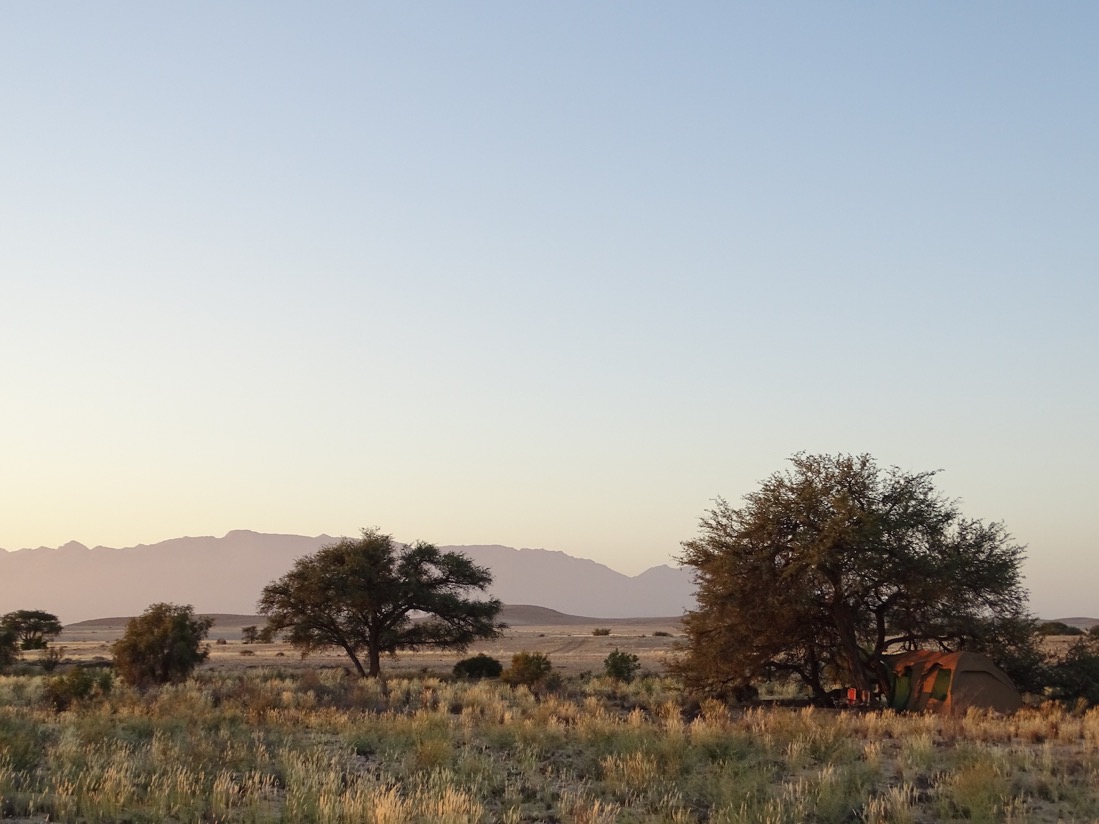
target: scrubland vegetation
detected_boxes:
[3,666,1099,823]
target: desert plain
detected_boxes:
[54,606,683,678]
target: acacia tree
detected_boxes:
[1,610,63,650]
[258,529,503,678]
[673,453,1033,702]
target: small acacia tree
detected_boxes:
[1,610,63,650]
[259,528,503,678]
[112,603,214,688]
[674,453,1034,702]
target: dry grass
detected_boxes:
[7,621,1091,822]
[2,665,1098,823]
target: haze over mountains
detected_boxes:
[0,531,696,624]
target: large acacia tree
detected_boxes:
[674,453,1034,702]
[259,529,503,678]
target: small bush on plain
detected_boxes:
[503,651,552,687]
[604,648,641,683]
[40,645,64,672]
[1039,620,1084,636]
[592,627,611,636]
[453,653,503,679]
[43,666,112,711]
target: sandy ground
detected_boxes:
[52,612,685,677]
[51,613,1091,681]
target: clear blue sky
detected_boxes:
[2,3,1096,617]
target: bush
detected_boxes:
[604,648,641,683]
[43,666,112,711]
[39,645,64,673]
[592,627,611,636]
[453,653,503,679]
[652,630,673,637]
[1046,638,1099,705]
[1038,620,1084,636]
[1088,624,1099,639]
[502,651,553,687]
[0,626,18,670]
[112,603,214,688]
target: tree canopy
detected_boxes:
[673,453,1032,702]
[258,529,503,677]
[112,603,214,688]
[1,610,63,650]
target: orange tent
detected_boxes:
[887,650,1022,715]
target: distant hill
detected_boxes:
[0,531,695,624]
[1052,617,1099,630]
[66,613,264,629]
[64,605,684,630]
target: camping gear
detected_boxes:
[886,650,1022,715]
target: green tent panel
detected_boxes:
[886,650,1022,715]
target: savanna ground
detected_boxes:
[1,615,1097,823]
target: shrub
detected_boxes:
[1046,638,1099,705]
[112,603,214,688]
[43,666,112,711]
[604,648,641,683]
[592,627,611,636]
[1038,620,1084,636]
[241,625,259,644]
[1088,624,1099,639]
[0,625,18,669]
[503,651,553,687]
[39,645,64,673]
[453,653,503,679]
[653,631,673,637]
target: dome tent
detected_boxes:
[886,650,1022,715]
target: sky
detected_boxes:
[1,3,1096,618]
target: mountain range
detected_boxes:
[0,531,696,624]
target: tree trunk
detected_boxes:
[344,646,368,678]
[368,646,381,678]
[832,602,872,694]
[801,644,828,701]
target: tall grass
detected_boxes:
[0,670,1097,822]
